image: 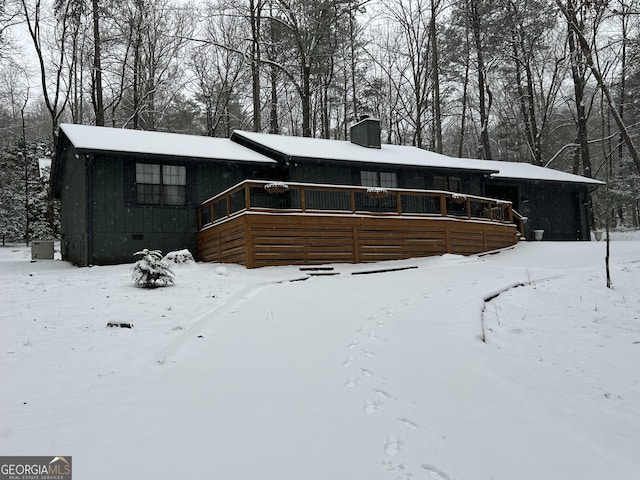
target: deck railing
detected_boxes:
[198,180,523,232]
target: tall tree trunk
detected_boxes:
[469,0,492,159]
[302,63,311,137]
[430,0,442,153]
[524,59,541,165]
[566,0,592,178]
[92,0,105,126]
[21,103,29,245]
[268,2,279,134]
[132,0,143,129]
[458,21,471,158]
[269,67,279,134]
[250,0,262,132]
[616,2,628,224]
[348,1,358,122]
[343,56,349,138]
[512,30,534,161]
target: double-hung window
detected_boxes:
[360,170,398,188]
[136,163,186,206]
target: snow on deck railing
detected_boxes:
[197,180,519,230]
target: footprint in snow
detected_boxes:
[345,378,360,388]
[420,464,453,480]
[347,340,360,349]
[342,357,354,367]
[374,388,396,400]
[364,400,381,414]
[398,418,420,430]
[384,438,403,457]
[360,368,374,378]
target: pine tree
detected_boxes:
[0,144,25,245]
[131,249,175,288]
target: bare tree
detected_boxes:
[268,0,346,137]
[556,0,640,177]
[20,0,79,143]
[190,5,248,136]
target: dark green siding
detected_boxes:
[289,163,353,185]
[84,155,268,265]
[486,179,590,241]
[90,155,197,264]
[521,183,586,241]
[195,162,249,203]
[289,162,486,194]
[59,149,88,265]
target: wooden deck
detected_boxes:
[196,181,522,268]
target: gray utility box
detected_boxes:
[31,240,55,259]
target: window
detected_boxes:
[360,171,398,188]
[136,163,186,206]
[380,172,398,188]
[433,175,462,192]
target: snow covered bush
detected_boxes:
[132,249,175,288]
[163,249,195,265]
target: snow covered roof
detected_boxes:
[57,124,604,186]
[232,130,497,173]
[59,124,277,164]
[476,159,605,186]
[232,130,604,185]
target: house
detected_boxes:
[52,120,603,267]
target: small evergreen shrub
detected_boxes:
[132,249,175,288]
[163,249,195,264]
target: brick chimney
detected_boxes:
[350,116,381,149]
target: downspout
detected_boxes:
[85,154,94,266]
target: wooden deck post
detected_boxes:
[440,194,448,216]
[444,224,451,253]
[244,183,251,211]
[245,222,254,268]
[352,224,361,263]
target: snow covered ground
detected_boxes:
[1,235,639,480]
